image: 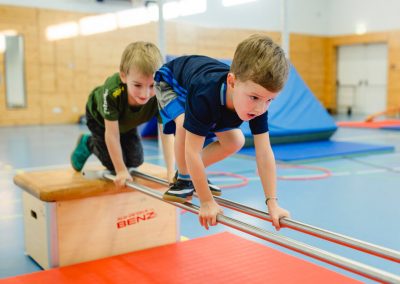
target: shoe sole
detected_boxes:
[162,193,190,203]
[173,175,221,196]
[70,134,85,172]
[163,189,220,202]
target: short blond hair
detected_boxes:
[120,41,163,76]
[230,34,289,92]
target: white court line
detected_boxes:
[211,169,382,182]
[382,152,400,157]
[15,155,164,172]
[0,214,22,221]
[211,166,395,183]
[6,155,398,184]
[142,144,160,151]
[18,163,76,171]
[356,169,387,175]
[144,154,164,160]
[334,134,400,142]
[0,180,14,185]
[0,199,21,204]
[210,177,254,182]
[331,172,351,177]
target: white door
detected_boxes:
[337,43,388,115]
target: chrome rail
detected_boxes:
[101,171,400,284]
[128,168,400,263]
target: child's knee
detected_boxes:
[222,135,245,153]
[124,146,144,168]
[126,157,144,168]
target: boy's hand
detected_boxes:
[199,200,223,230]
[267,201,290,231]
[114,170,133,189]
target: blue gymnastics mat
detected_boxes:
[238,140,395,161]
[382,125,400,131]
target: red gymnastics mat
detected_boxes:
[0,232,361,284]
[337,119,400,129]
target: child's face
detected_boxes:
[120,68,155,106]
[227,73,279,121]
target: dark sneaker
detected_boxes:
[172,171,221,196]
[208,179,221,196]
[70,134,91,172]
[163,179,194,203]
[172,170,178,183]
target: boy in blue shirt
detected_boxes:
[155,34,290,230]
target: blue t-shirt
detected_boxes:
[157,55,269,137]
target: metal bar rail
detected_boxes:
[103,172,400,284]
[129,168,400,264]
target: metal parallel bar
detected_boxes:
[128,168,400,264]
[104,172,400,284]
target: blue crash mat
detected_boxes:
[382,125,400,131]
[238,140,394,161]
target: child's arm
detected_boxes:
[365,106,400,122]
[158,123,175,182]
[185,131,223,230]
[104,119,132,188]
[364,110,386,122]
[254,132,290,230]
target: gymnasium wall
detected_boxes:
[0,5,279,126]
[0,4,399,125]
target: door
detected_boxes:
[337,43,388,115]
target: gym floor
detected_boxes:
[0,118,399,283]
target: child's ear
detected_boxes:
[120,71,127,83]
[227,73,235,88]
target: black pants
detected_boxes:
[86,108,144,171]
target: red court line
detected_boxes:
[277,163,332,180]
[208,171,249,188]
[337,119,400,129]
[1,232,361,284]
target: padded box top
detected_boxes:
[13,163,167,202]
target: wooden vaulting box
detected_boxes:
[13,163,179,269]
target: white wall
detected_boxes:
[177,0,400,35]
[1,0,400,35]
[177,1,282,31]
[327,0,400,35]
[287,0,329,35]
[176,0,329,35]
